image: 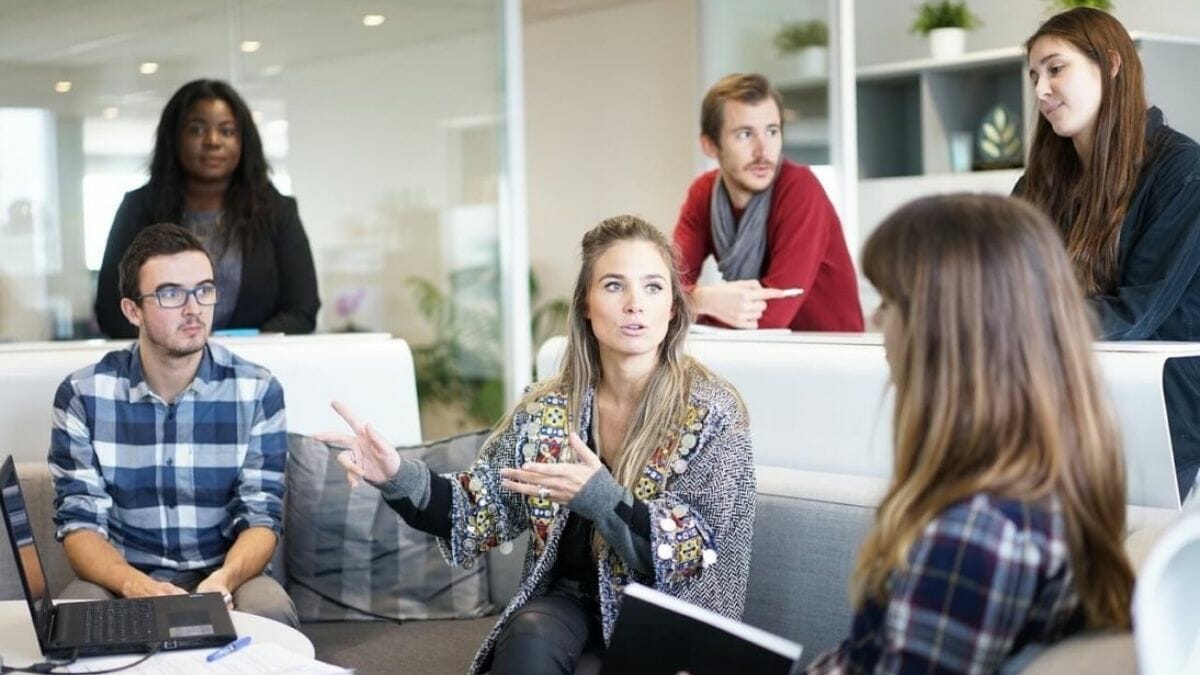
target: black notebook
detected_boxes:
[601,583,803,675]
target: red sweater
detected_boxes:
[673,161,864,331]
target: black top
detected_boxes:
[1017,107,1200,497]
[94,184,321,337]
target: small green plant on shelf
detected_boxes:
[773,20,829,54]
[1045,0,1114,10]
[910,1,981,35]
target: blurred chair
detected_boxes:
[1133,509,1200,675]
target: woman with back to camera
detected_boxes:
[806,194,1134,673]
[95,78,319,338]
[1017,7,1200,499]
[319,215,756,674]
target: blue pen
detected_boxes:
[206,635,252,663]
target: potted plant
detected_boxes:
[773,20,829,77]
[1046,0,1114,10]
[911,1,981,59]
[406,267,568,435]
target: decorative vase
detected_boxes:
[794,46,828,78]
[928,27,966,59]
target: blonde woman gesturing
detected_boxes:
[320,215,755,675]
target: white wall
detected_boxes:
[523,0,700,299]
[856,0,1200,66]
[281,30,501,339]
[699,0,828,85]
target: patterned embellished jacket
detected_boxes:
[438,370,756,674]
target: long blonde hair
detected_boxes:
[858,194,1133,629]
[491,215,706,492]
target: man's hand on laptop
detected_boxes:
[121,573,186,599]
[692,280,802,329]
[197,572,234,609]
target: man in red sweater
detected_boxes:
[673,73,863,331]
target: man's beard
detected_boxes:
[145,322,207,359]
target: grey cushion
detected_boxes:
[743,492,874,667]
[285,431,494,621]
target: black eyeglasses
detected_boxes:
[136,284,219,308]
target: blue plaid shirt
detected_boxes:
[49,342,286,576]
[807,494,1084,674]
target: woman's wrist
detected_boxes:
[377,457,432,508]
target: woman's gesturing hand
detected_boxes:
[500,432,603,504]
[314,400,401,487]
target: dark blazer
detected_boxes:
[95,184,321,338]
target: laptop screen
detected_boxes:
[1,457,55,648]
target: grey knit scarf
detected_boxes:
[710,173,776,281]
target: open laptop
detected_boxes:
[0,456,237,657]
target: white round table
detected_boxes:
[0,600,313,668]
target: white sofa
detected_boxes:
[538,332,1192,521]
[0,333,423,464]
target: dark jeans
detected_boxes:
[490,578,604,675]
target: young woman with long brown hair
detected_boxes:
[806,194,1134,673]
[319,215,755,674]
[1017,7,1200,499]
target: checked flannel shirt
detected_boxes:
[49,341,286,576]
[807,494,1085,674]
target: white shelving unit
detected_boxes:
[854,33,1200,241]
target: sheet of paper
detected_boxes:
[63,643,351,674]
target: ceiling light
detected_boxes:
[139,62,158,75]
[102,107,119,120]
[54,81,72,93]
[262,65,284,77]
[240,40,261,53]
[362,14,385,27]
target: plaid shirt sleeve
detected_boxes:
[808,496,1048,674]
[48,377,113,539]
[228,376,287,536]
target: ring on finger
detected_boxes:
[537,485,549,500]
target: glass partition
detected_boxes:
[0,0,515,437]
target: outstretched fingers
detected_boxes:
[336,450,366,487]
[567,433,601,468]
[313,431,358,449]
[331,400,368,434]
[363,423,392,460]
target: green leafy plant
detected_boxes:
[407,267,568,427]
[1046,0,1114,10]
[910,1,981,35]
[773,20,829,54]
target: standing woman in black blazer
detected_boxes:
[95,79,320,337]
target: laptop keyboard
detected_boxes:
[80,600,158,644]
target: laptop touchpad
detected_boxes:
[167,610,215,637]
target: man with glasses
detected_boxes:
[48,223,297,626]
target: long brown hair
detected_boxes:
[858,194,1133,629]
[488,215,715,494]
[1021,8,1146,294]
